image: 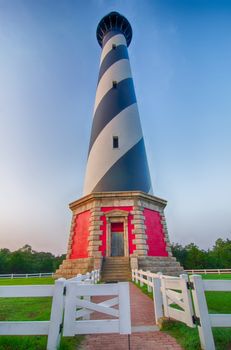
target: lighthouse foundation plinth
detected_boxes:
[55,191,183,279]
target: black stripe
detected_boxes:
[98,45,128,83]
[92,138,152,193]
[89,78,136,153]
[102,30,124,47]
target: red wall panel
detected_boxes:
[100,206,135,256]
[143,208,168,256]
[70,210,90,259]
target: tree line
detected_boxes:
[0,245,65,274]
[0,238,230,274]
[171,238,231,269]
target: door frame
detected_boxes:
[105,210,129,257]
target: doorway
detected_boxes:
[111,222,124,256]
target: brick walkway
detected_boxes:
[79,283,182,350]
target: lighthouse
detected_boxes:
[84,12,152,195]
[55,12,183,279]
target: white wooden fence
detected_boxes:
[63,282,131,336]
[190,274,231,350]
[0,272,54,279]
[0,279,66,350]
[68,270,100,284]
[0,269,131,350]
[132,269,194,327]
[185,268,231,274]
[132,269,231,350]
[0,270,131,349]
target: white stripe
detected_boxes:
[100,34,127,64]
[83,103,143,195]
[94,59,131,114]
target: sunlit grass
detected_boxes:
[0,277,54,285]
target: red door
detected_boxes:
[111,223,124,256]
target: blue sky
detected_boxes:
[0,0,230,254]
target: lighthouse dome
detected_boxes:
[96,12,132,48]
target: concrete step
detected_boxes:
[103,271,131,275]
[101,275,131,278]
[103,266,130,270]
[103,265,130,269]
[102,272,130,274]
[101,257,131,282]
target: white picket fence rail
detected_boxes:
[0,272,54,279]
[132,269,231,350]
[185,268,231,274]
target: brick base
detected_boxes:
[55,191,183,279]
[138,256,184,276]
[54,258,102,279]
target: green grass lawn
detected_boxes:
[200,273,231,280]
[0,277,54,285]
[0,277,83,350]
[134,273,231,350]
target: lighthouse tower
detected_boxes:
[84,12,152,195]
[55,12,183,279]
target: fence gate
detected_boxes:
[161,275,195,327]
[63,282,131,336]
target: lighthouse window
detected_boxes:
[113,136,119,148]
[112,81,117,88]
[112,44,117,49]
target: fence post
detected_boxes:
[140,271,144,287]
[96,269,99,282]
[90,271,93,283]
[94,270,97,283]
[160,276,169,318]
[180,274,195,328]
[47,278,66,350]
[190,275,215,350]
[147,271,152,292]
[86,272,90,282]
[135,269,138,283]
[152,276,163,323]
[118,282,131,334]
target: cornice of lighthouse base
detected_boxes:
[55,191,183,278]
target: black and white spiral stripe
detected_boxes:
[83,31,152,195]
